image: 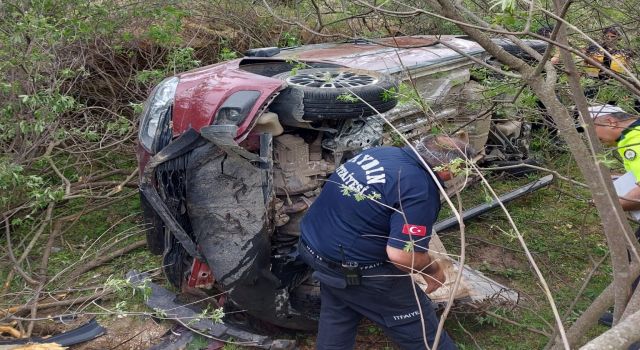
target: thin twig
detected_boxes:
[2,215,39,285]
[479,164,587,188]
[1,291,113,319]
[66,240,146,279]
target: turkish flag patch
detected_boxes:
[402,224,427,236]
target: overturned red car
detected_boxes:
[137,36,545,335]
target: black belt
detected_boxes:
[300,240,385,271]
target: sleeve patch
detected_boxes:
[402,224,427,236]
[625,149,636,161]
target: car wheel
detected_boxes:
[290,279,321,319]
[270,68,398,121]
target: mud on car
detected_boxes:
[137,36,547,334]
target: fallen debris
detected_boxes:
[0,319,104,348]
[148,326,195,350]
[1,344,66,350]
[0,325,21,338]
[127,271,297,350]
[434,174,554,232]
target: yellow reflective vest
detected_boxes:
[584,45,630,78]
[617,120,640,180]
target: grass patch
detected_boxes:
[436,147,615,348]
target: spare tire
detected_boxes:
[270,68,398,121]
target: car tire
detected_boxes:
[290,280,321,319]
[140,192,165,255]
[270,68,398,121]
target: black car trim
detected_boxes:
[141,128,206,260]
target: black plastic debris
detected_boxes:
[0,318,105,347]
[434,174,554,232]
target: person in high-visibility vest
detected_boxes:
[591,104,640,339]
[591,104,640,208]
[584,27,631,79]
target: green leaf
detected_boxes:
[337,92,358,103]
[367,192,382,200]
[340,185,352,197]
[403,241,414,252]
[354,192,366,201]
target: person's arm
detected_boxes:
[386,245,445,294]
[386,172,445,293]
[619,185,640,211]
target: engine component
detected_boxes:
[273,134,334,195]
[494,120,522,139]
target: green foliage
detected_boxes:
[475,313,500,327]
[489,0,517,14]
[136,70,166,84]
[470,67,489,81]
[104,275,152,301]
[280,31,301,47]
[587,79,639,112]
[0,158,63,208]
[403,241,415,252]
[145,5,188,46]
[516,89,539,109]
[153,307,168,318]
[433,158,469,177]
[394,83,423,108]
[596,150,619,168]
[337,92,358,103]
[381,87,398,102]
[339,184,382,203]
[219,47,238,61]
[168,47,201,73]
[186,334,210,350]
[0,0,202,216]
[389,131,406,147]
[106,116,133,136]
[284,57,311,76]
[186,306,225,326]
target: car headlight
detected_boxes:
[214,91,261,126]
[139,76,179,152]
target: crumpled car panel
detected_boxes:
[186,143,316,330]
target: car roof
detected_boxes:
[275,35,485,74]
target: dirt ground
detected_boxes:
[71,317,394,349]
[73,317,167,350]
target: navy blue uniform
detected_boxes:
[300,146,457,349]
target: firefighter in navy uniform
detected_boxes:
[299,134,473,350]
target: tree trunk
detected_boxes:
[580,308,640,349]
